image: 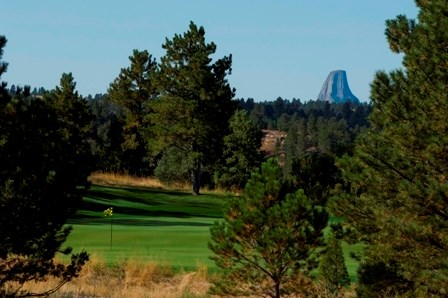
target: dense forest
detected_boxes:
[2,1,448,297]
[84,92,371,188]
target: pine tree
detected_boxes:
[330,1,448,296]
[88,95,125,172]
[108,49,158,175]
[0,40,89,296]
[148,21,237,194]
[319,233,350,295]
[283,116,306,178]
[209,159,328,298]
[215,109,263,190]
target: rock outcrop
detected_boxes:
[317,70,360,103]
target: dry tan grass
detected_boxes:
[89,172,168,189]
[17,256,212,298]
[13,255,357,298]
[88,171,241,195]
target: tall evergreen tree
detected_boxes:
[330,1,448,296]
[44,73,94,185]
[108,49,158,175]
[88,95,125,172]
[0,39,89,297]
[215,110,263,190]
[148,21,237,194]
[209,159,328,298]
[249,103,267,130]
[318,233,350,295]
[283,116,307,177]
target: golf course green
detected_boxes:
[65,184,360,279]
[66,185,229,270]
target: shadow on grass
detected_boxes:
[68,217,213,227]
[87,185,227,207]
[81,195,222,218]
[90,184,216,199]
[86,189,164,207]
[72,185,227,224]
[73,201,196,218]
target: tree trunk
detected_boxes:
[274,281,280,298]
[192,158,201,195]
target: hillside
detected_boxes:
[260,129,287,156]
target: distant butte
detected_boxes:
[317,70,360,103]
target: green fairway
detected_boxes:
[66,184,361,279]
[66,185,230,270]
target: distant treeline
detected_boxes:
[7,84,47,96]
[86,94,371,184]
[237,97,371,131]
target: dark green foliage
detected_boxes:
[248,103,268,129]
[0,36,6,76]
[282,112,358,183]
[44,73,94,180]
[88,94,125,172]
[282,116,306,176]
[291,152,341,206]
[276,113,291,132]
[215,110,263,190]
[239,97,371,132]
[319,233,350,295]
[0,39,90,296]
[0,36,8,104]
[148,21,237,195]
[355,259,413,298]
[108,49,158,175]
[330,1,448,296]
[154,147,192,184]
[316,117,351,155]
[209,159,328,298]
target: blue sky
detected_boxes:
[2,1,418,102]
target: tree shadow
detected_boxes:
[68,217,212,227]
[73,185,225,222]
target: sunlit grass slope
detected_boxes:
[66,185,230,270]
[66,182,360,280]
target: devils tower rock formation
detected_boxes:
[317,70,360,103]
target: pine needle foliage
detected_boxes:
[147,21,237,195]
[209,159,328,298]
[0,38,90,297]
[330,1,448,296]
[318,233,350,295]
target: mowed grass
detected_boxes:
[66,183,361,279]
[327,216,363,282]
[66,185,231,271]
